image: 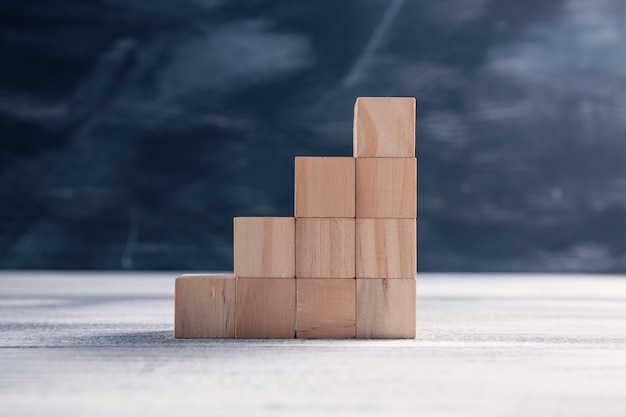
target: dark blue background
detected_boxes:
[1,0,625,272]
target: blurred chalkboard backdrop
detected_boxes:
[1,0,625,272]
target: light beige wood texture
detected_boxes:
[356,158,417,218]
[294,157,355,218]
[356,219,416,279]
[174,274,236,339]
[353,97,416,158]
[296,279,356,339]
[356,278,416,339]
[235,278,296,338]
[295,218,355,278]
[234,217,295,278]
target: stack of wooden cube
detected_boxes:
[175,97,417,339]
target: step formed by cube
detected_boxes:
[236,278,296,338]
[296,218,355,278]
[356,158,417,218]
[353,97,416,158]
[356,218,416,279]
[296,279,356,339]
[234,217,295,278]
[356,278,416,339]
[174,274,236,339]
[294,157,355,218]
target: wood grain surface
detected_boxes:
[295,218,355,278]
[235,278,296,338]
[356,278,416,339]
[353,97,416,158]
[296,278,356,339]
[294,157,355,218]
[356,157,417,218]
[356,218,416,278]
[174,274,236,338]
[234,217,295,278]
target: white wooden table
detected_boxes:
[1,272,625,416]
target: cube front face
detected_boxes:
[356,278,416,339]
[234,217,295,278]
[296,279,356,339]
[356,219,416,279]
[295,218,355,278]
[235,278,296,338]
[353,97,416,158]
[174,275,236,339]
[356,158,417,218]
[294,157,355,218]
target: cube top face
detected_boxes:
[356,158,417,218]
[356,218,416,279]
[356,278,416,339]
[296,218,355,278]
[177,274,234,280]
[296,279,356,339]
[294,157,355,218]
[174,275,236,339]
[236,278,296,339]
[354,97,416,158]
[234,217,295,278]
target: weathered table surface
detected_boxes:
[1,272,625,416]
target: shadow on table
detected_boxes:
[80,332,418,348]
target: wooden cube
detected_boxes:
[296,279,356,339]
[356,219,416,279]
[295,218,355,278]
[236,278,296,338]
[356,278,416,339]
[353,97,416,158]
[294,157,355,218]
[174,274,236,338]
[356,158,417,218]
[234,217,295,278]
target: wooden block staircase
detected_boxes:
[175,97,417,339]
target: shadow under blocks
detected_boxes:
[174,97,417,339]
